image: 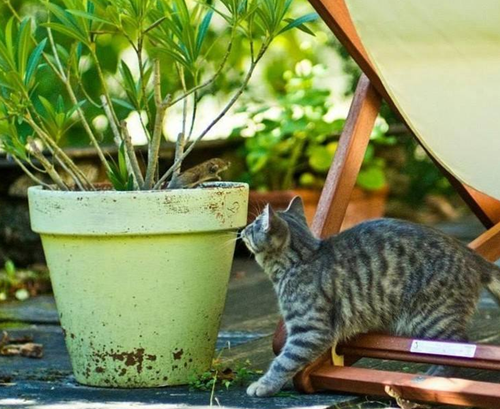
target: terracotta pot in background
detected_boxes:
[248,187,389,231]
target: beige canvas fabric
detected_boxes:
[346,0,500,200]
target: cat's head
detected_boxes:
[241,197,317,266]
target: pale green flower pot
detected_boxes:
[28,182,248,388]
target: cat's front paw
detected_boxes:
[246,379,281,397]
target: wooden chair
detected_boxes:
[273,1,500,407]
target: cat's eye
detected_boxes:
[209,165,218,173]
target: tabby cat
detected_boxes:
[241,197,500,397]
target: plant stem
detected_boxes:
[100,95,141,187]
[25,113,93,190]
[11,156,54,190]
[168,38,234,108]
[188,91,198,139]
[76,74,102,108]
[3,0,21,21]
[167,66,189,188]
[136,36,153,132]
[153,42,270,190]
[41,39,111,174]
[120,120,145,187]
[28,140,68,191]
[90,50,120,127]
[143,60,171,190]
[47,24,67,81]
[7,26,88,190]
[100,95,122,147]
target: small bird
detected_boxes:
[167,158,231,189]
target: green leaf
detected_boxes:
[67,9,112,26]
[247,150,268,173]
[67,100,86,117]
[278,13,318,36]
[119,61,139,107]
[43,22,89,44]
[4,17,16,67]
[16,18,32,79]
[118,142,128,180]
[4,259,16,279]
[196,10,213,56]
[111,97,135,110]
[356,166,386,191]
[308,145,332,172]
[25,38,47,87]
[283,17,315,36]
[38,95,56,121]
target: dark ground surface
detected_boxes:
[1,218,500,409]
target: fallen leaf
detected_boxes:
[20,343,43,359]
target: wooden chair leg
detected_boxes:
[309,366,500,408]
[311,73,382,239]
[469,220,500,262]
[271,77,382,397]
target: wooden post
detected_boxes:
[272,73,381,358]
[312,74,381,238]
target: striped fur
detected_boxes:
[242,197,500,397]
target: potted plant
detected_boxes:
[233,61,393,229]
[0,0,315,387]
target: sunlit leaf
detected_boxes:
[25,38,47,87]
[196,10,213,56]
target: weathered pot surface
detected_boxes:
[28,182,248,388]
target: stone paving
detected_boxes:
[1,218,500,409]
[0,258,359,409]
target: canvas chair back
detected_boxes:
[344,0,500,200]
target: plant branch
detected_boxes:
[143,60,171,190]
[24,112,93,190]
[47,24,67,81]
[3,0,21,21]
[136,36,153,131]
[28,140,68,191]
[100,95,122,147]
[11,156,54,190]
[188,91,198,139]
[167,66,191,189]
[154,41,270,190]
[76,74,102,108]
[121,120,145,187]
[168,38,234,107]
[168,65,189,187]
[40,36,111,174]
[90,49,121,135]
[100,95,140,187]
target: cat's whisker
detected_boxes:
[216,236,241,250]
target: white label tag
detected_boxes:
[410,340,476,358]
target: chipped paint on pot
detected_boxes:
[28,182,248,388]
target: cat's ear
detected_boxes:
[284,196,305,219]
[262,203,276,232]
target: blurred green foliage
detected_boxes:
[0,0,317,191]
[0,0,455,204]
[232,61,395,191]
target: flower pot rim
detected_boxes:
[29,181,248,197]
[28,182,249,236]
